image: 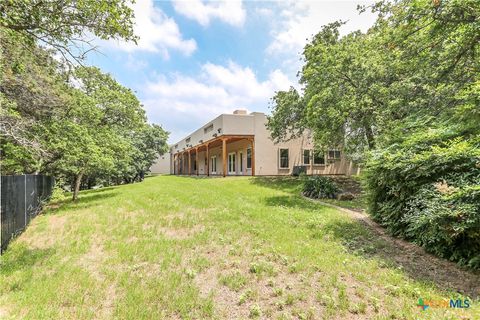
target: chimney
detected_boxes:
[233,109,247,115]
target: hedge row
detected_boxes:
[364,127,480,269]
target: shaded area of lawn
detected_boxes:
[1,176,478,319]
[254,176,480,298]
[252,176,367,211]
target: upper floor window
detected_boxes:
[185,137,191,144]
[328,149,341,160]
[303,149,311,165]
[279,148,289,169]
[313,151,325,165]
[204,124,214,134]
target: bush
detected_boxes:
[302,176,340,199]
[50,185,68,202]
[364,127,480,269]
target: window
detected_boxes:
[204,124,214,134]
[194,160,197,171]
[313,151,325,165]
[279,148,289,168]
[328,149,341,160]
[185,137,191,144]
[211,156,217,173]
[246,148,252,169]
[303,149,311,165]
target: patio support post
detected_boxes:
[188,150,191,175]
[182,152,185,175]
[195,148,199,176]
[206,143,210,176]
[222,138,227,177]
[250,138,255,176]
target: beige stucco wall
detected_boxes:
[251,112,360,176]
[150,153,172,174]
[150,111,360,176]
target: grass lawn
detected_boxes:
[0,176,478,319]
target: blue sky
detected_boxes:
[87,0,377,143]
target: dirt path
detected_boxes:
[305,196,480,299]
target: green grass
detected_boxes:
[0,176,478,319]
[321,196,368,211]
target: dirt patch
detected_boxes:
[0,306,10,319]
[158,225,204,240]
[20,215,68,249]
[186,242,337,319]
[97,283,118,320]
[77,240,121,319]
[78,241,106,282]
[307,197,480,298]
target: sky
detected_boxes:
[87,0,377,143]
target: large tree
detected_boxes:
[0,0,137,61]
[268,22,389,157]
[268,0,480,158]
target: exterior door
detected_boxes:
[228,152,236,174]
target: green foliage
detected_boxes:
[266,87,306,142]
[50,185,68,203]
[0,0,137,61]
[302,176,340,199]
[1,21,168,200]
[364,127,480,268]
[267,0,480,268]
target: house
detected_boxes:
[150,110,359,176]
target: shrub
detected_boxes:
[302,176,340,199]
[364,127,480,269]
[50,185,67,202]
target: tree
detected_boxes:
[0,1,170,201]
[0,0,137,62]
[268,22,388,157]
[268,0,480,158]
[0,28,69,169]
[266,87,306,143]
[127,124,169,183]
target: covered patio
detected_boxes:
[173,135,255,177]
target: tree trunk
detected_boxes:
[364,125,375,150]
[73,172,84,201]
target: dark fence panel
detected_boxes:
[1,175,54,253]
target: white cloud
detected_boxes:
[107,0,196,57]
[173,0,246,27]
[267,1,377,55]
[255,7,273,17]
[143,61,293,142]
[263,1,377,80]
